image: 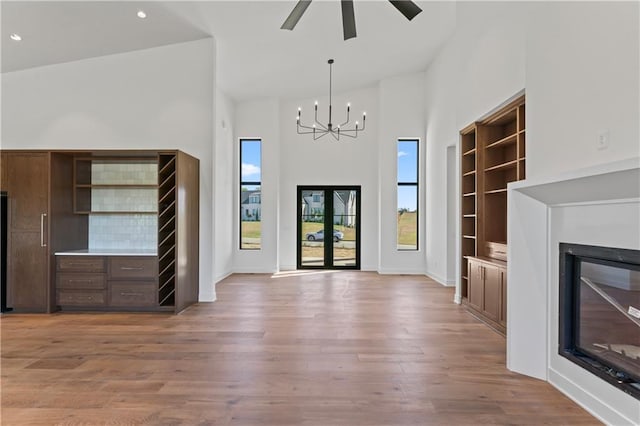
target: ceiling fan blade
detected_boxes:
[341,0,357,40]
[281,0,312,30]
[388,0,422,21]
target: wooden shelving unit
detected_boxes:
[459,95,525,335]
[157,154,177,308]
[73,158,158,214]
[157,151,199,314]
[460,124,478,301]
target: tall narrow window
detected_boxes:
[397,139,418,250]
[240,139,261,250]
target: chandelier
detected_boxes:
[296,59,366,141]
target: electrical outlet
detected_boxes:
[597,130,610,151]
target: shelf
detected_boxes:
[463,148,476,156]
[485,159,519,173]
[159,187,176,204]
[486,132,517,149]
[159,230,176,247]
[158,156,176,176]
[463,170,476,177]
[159,200,176,219]
[159,171,176,188]
[485,188,507,195]
[77,184,157,189]
[75,211,158,215]
[159,288,176,306]
[463,235,476,239]
[159,259,176,277]
[462,192,476,197]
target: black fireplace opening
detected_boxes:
[559,243,640,399]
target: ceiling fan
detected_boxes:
[281,0,423,41]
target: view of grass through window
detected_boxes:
[397,140,418,250]
[240,139,261,249]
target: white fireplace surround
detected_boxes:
[507,157,640,425]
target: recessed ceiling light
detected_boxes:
[10,33,22,41]
[137,10,147,19]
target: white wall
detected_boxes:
[214,87,235,286]
[234,77,427,274]
[527,1,640,179]
[279,86,380,271]
[422,1,640,422]
[378,73,426,275]
[233,98,280,272]
[1,38,217,300]
[424,1,528,296]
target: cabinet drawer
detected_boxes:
[57,256,105,272]
[57,273,106,289]
[109,257,157,279]
[109,282,157,306]
[57,290,106,306]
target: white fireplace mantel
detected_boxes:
[507,157,640,425]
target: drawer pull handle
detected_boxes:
[120,292,143,297]
[120,267,144,271]
[69,280,92,283]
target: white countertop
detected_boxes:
[55,249,157,256]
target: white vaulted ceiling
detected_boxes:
[1,1,456,101]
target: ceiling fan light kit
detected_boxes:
[296,59,366,141]
[281,0,423,40]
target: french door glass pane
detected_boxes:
[333,190,357,267]
[301,190,325,267]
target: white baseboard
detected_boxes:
[425,270,454,287]
[548,368,638,426]
[214,271,233,284]
[378,268,426,275]
[279,264,296,271]
[198,291,216,302]
[232,267,278,274]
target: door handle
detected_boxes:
[40,213,47,247]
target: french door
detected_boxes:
[297,186,361,270]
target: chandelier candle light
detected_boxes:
[296,59,366,141]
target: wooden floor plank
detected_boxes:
[1,272,599,425]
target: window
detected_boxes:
[240,139,261,249]
[397,139,418,250]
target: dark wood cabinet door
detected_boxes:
[500,268,507,326]
[468,260,484,312]
[483,264,502,322]
[7,153,49,231]
[6,153,49,312]
[10,231,47,309]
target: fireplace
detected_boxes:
[559,243,640,399]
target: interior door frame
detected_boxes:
[297,185,361,270]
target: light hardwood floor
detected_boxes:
[1,272,598,425]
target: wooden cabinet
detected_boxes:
[158,151,199,313]
[108,256,158,308]
[459,95,524,335]
[1,152,87,313]
[56,255,158,310]
[3,153,50,312]
[56,256,106,307]
[467,257,507,334]
[3,149,198,314]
